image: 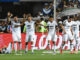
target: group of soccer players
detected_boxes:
[6,12,80,55]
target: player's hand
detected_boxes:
[64,31,66,34]
[7,12,11,16]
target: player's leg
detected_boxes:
[70,40,74,53]
[14,41,17,54]
[48,40,51,50]
[47,35,51,50]
[75,33,79,53]
[31,35,35,54]
[12,33,18,54]
[17,34,22,53]
[6,42,12,54]
[69,33,74,54]
[60,34,68,54]
[25,35,29,53]
[19,42,21,51]
[52,35,57,55]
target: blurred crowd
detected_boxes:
[0,0,80,33]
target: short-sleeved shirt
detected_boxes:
[47,21,57,34]
[11,21,21,33]
[24,21,35,34]
[63,20,72,32]
[72,20,80,32]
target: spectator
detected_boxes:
[7,25,12,33]
[42,3,53,16]
[0,21,7,33]
[39,18,47,33]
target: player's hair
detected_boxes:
[14,15,18,18]
[40,18,44,21]
[27,15,32,18]
[49,15,53,18]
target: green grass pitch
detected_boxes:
[0,50,80,60]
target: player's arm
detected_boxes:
[60,24,66,34]
[14,19,26,28]
[46,26,49,33]
[56,26,59,38]
[70,26,73,35]
[35,22,44,26]
[7,12,13,25]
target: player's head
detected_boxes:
[74,16,78,21]
[68,16,72,22]
[27,16,32,22]
[49,16,53,22]
[14,16,18,22]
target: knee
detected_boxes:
[48,40,50,43]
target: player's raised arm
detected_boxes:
[7,12,13,25]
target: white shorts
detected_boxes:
[25,33,35,42]
[12,32,21,42]
[46,33,57,42]
[63,31,73,42]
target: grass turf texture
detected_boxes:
[0,50,80,60]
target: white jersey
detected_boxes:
[25,21,35,34]
[47,21,57,34]
[11,21,21,33]
[72,21,80,32]
[63,20,72,32]
[11,21,21,42]
[63,20,74,41]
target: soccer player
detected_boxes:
[11,16,22,54]
[46,16,59,55]
[24,16,40,54]
[60,16,74,54]
[72,16,80,53]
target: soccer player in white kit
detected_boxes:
[46,16,59,55]
[24,16,36,54]
[11,16,22,54]
[72,16,80,53]
[60,17,74,54]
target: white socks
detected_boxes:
[14,43,17,53]
[70,43,73,51]
[31,45,34,53]
[53,44,56,52]
[7,42,12,53]
[76,43,78,51]
[25,45,28,52]
[19,43,21,51]
[48,43,51,50]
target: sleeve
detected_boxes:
[33,21,35,24]
[11,21,15,27]
[55,21,58,26]
[78,21,80,25]
[63,20,67,26]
